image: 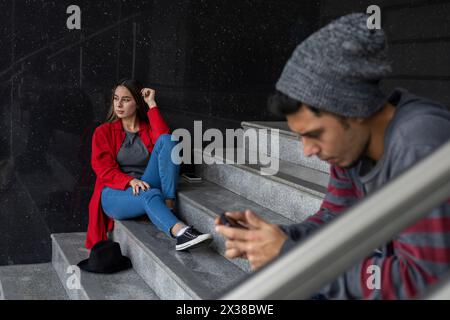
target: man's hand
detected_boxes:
[129,179,151,196]
[215,210,288,270]
[141,88,157,109]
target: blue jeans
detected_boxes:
[101,134,181,237]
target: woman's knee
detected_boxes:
[140,188,163,201]
[101,188,144,220]
[155,134,176,147]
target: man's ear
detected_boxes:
[344,117,365,130]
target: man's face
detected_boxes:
[286,105,369,168]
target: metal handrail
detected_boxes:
[423,272,450,300]
[221,140,450,300]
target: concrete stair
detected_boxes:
[113,220,247,299]
[242,121,330,174]
[52,233,159,300]
[176,179,294,272]
[2,121,329,300]
[0,263,68,300]
[194,148,327,222]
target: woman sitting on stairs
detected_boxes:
[85,79,212,251]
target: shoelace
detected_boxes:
[183,229,199,238]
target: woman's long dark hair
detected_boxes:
[105,79,149,124]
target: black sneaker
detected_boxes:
[175,227,213,251]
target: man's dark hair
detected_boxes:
[268,91,321,117]
[267,91,350,130]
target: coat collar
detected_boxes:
[111,118,151,149]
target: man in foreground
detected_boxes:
[216,13,450,299]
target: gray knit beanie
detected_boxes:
[276,13,392,118]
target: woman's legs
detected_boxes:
[101,134,212,249]
[101,186,213,250]
[101,134,182,236]
[139,133,183,232]
[140,134,180,201]
[101,187,179,237]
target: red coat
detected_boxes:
[85,107,170,249]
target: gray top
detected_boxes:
[117,131,150,179]
[354,88,450,194]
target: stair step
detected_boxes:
[51,233,159,300]
[241,121,330,173]
[112,220,247,300]
[176,179,294,272]
[0,263,68,300]
[195,148,327,222]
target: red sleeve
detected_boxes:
[147,107,170,144]
[91,126,134,190]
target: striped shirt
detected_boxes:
[280,88,450,299]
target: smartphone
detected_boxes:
[219,212,249,229]
[181,173,202,182]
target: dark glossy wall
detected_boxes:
[0,0,320,265]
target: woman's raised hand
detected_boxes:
[129,178,151,196]
[141,88,157,109]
